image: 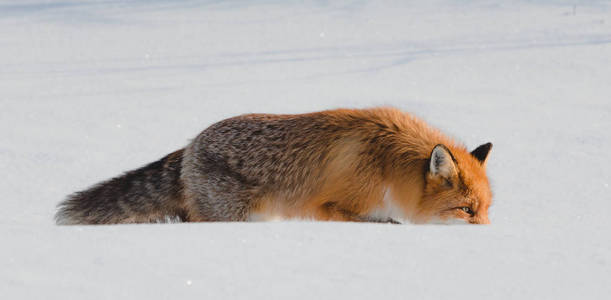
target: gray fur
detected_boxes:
[56,149,187,224]
[56,110,408,225]
[180,113,345,221]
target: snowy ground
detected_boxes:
[1,0,610,298]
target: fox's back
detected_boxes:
[185,112,347,195]
[185,108,440,191]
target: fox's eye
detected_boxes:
[459,207,474,216]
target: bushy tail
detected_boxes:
[55,149,187,225]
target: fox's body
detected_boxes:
[56,107,493,225]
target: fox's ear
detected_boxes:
[471,142,492,164]
[429,144,457,179]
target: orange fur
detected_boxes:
[248,107,493,224]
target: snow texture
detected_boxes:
[1,0,610,299]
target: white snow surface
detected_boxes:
[1,0,611,298]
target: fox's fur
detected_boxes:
[56,107,493,225]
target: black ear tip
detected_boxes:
[471,142,493,163]
[478,142,493,151]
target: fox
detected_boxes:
[55,107,493,225]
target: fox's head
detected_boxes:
[416,143,493,224]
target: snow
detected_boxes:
[1,0,610,298]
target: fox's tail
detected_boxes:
[55,149,187,225]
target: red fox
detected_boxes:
[55,107,493,225]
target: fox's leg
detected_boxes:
[182,176,256,222]
[372,217,401,224]
[181,152,260,222]
[341,210,401,224]
[319,202,400,224]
